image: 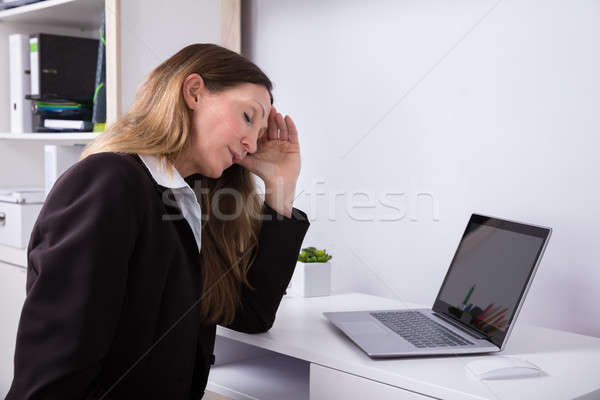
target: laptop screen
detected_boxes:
[432,214,551,348]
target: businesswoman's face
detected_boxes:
[181,74,271,178]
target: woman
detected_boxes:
[7,44,310,399]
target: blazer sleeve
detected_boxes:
[223,202,310,334]
[6,153,144,400]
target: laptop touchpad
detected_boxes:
[340,321,386,335]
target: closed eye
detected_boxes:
[243,112,251,124]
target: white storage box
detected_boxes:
[0,188,44,249]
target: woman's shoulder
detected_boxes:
[64,152,150,189]
[37,152,152,232]
[47,151,154,205]
[75,151,143,176]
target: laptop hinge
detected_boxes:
[432,312,489,340]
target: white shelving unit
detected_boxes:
[0,244,27,268]
[0,132,98,144]
[0,261,26,394]
[0,0,103,29]
[0,0,109,192]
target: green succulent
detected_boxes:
[298,247,332,263]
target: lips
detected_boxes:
[228,147,241,163]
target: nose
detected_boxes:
[241,134,258,156]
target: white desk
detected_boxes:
[208,292,600,400]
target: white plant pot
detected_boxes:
[288,261,331,297]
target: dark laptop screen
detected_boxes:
[432,214,550,348]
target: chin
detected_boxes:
[207,160,237,179]
[208,170,224,179]
[198,162,225,179]
[213,164,229,178]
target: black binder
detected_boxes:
[28,33,99,102]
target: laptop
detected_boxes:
[324,214,552,358]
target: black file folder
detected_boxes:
[28,33,99,102]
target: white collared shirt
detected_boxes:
[138,153,202,254]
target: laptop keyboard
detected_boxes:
[370,311,474,348]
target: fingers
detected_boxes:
[257,133,268,146]
[267,106,278,140]
[267,106,298,144]
[285,115,299,144]
[277,113,288,141]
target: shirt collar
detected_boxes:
[138,153,189,190]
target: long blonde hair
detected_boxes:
[81,43,274,325]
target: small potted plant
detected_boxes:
[288,247,332,297]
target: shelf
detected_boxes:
[0,132,98,145]
[207,353,309,400]
[0,0,103,30]
[0,244,27,268]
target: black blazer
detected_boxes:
[6,152,310,400]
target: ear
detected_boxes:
[182,73,206,110]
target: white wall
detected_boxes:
[119,0,221,112]
[243,0,600,337]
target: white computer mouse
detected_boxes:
[465,356,543,380]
